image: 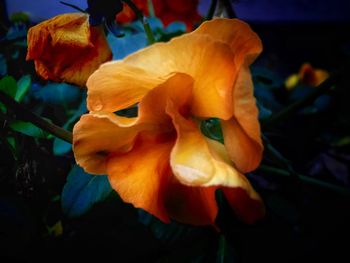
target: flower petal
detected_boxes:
[86,61,164,112]
[193,18,262,66]
[107,132,174,223]
[124,33,237,119]
[167,99,261,202]
[27,13,112,87]
[74,73,194,174]
[165,180,218,226]
[222,64,263,173]
[73,112,145,175]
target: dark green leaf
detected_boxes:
[15,75,31,102]
[61,165,112,218]
[201,118,224,143]
[9,120,50,138]
[0,76,17,97]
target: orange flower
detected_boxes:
[73,19,264,226]
[285,63,329,90]
[26,13,112,87]
[116,0,201,31]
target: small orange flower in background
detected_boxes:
[285,63,329,90]
[26,13,112,87]
[73,18,264,226]
[116,0,201,31]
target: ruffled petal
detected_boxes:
[86,61,165,112]
[107,132,175,223]
[124,33,237,119]
[193,18,262,66]
[167,99,261,202]
[73,112,145,175]
[222,64,263,173]
[27,13,111,87]
[74,73,194,174]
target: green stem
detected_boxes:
[147,0,155,17]
[262,62,349,128]
[206,0,218,20]
[122,0,155,44]
[0,91,72,143]
[258,165,350,196]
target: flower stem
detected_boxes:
[122,0,155,44]
[0,91,72,143]
[258,165,350,196]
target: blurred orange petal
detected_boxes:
[300,63,329,86]
[27,13,111,87]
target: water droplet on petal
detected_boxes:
[92,100,103,111]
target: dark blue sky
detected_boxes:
[5,0,350,22]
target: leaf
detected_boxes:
[61,165,112,218]
[107,32,148,60]
[0,76,17,97]
[15,75,31,102]
[53,138,72,156]
[201,118,224,144]
[164,22,186,34]
[32,82,81,105]
[9,120,50,138]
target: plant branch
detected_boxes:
[0,91,72,143]
[122,0,155,44]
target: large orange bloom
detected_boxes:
[73,18,264,226]
[26,13,112,87]
[116,0,201,31]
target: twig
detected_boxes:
[0,91,72,143]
